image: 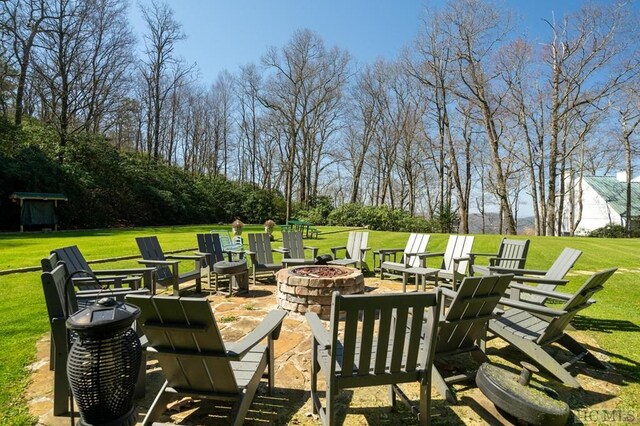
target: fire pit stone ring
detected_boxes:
[276,265,365,319]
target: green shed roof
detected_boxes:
[584,176,640,216]
[10,192,68,201]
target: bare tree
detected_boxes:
[440,0,518,234]
[139,0,186,162]
[1,0,49,126]
[260,29,349,219]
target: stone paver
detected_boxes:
[27,276,623,425]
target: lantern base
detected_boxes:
[78,406,137,426]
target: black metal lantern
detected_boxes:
[66,296,141,426]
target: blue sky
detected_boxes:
[128,0,594,84]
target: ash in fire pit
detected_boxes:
[276,265,365,319]
[290,266,351,278]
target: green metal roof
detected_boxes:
[10,192,68,201]
[584,176,640,216]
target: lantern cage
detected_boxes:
[66,294,142,426]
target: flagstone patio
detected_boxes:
[27,276,624,425]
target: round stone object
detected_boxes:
[476,363,570,426]
[213,259,248,275]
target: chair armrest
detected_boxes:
[167,254,204,261]
[304,246,319,257]
[418,252,445,259]
[93,267,155,276]
[440,287,458,300]
[362,247,371,252]
[331,246,346,257]
[489,266,547,276]
[305,312,332,349]
[469,252,499,258]
[138,259,179,266]
[510,276,569,286]
[273,247,289,254]
[498,298,567,317]
[378,248,405,254]
[226,310,287,360]
[194,251,210,257]
[509,283,573,300]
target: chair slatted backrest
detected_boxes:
[537,268,617,346]
[136,236,172,281]
[42,262,78,319]
[248,233,275,265]
[329,290,440,387]
[442,235,475,275]
[282,231,306,259]
[197,233,225,265]
[495,238,530,270]
[213,231,243,252]
[544,248,582,280]
[404,233,430,268]
[436,274,512,355]
[52,246,102,290]
[525,247,582,304]
[346,231,369,262]
[127,294,239,394]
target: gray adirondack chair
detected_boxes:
[430,273,513,403]
[281,230,318,266]
[42,262,147,416]
[46,245,154,291]
[418,235,475,290]
[196,233,226,291]
[490,247,582,304]
[469,238,530,276]
[125,294,286,426]
[378,233,431,280]
[328,231,370,270]
[247,233,285,284]
[136,236,203,296]
[488,268,617,388]
[306,290,441,425]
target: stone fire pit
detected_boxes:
[276,265,365,319]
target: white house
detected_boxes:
[561,172,640,235]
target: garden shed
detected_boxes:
[9,192,67,232]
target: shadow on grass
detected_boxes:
[570,315,640,334]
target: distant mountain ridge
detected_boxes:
[467,213,535,235]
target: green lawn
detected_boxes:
[1,226,639,424]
